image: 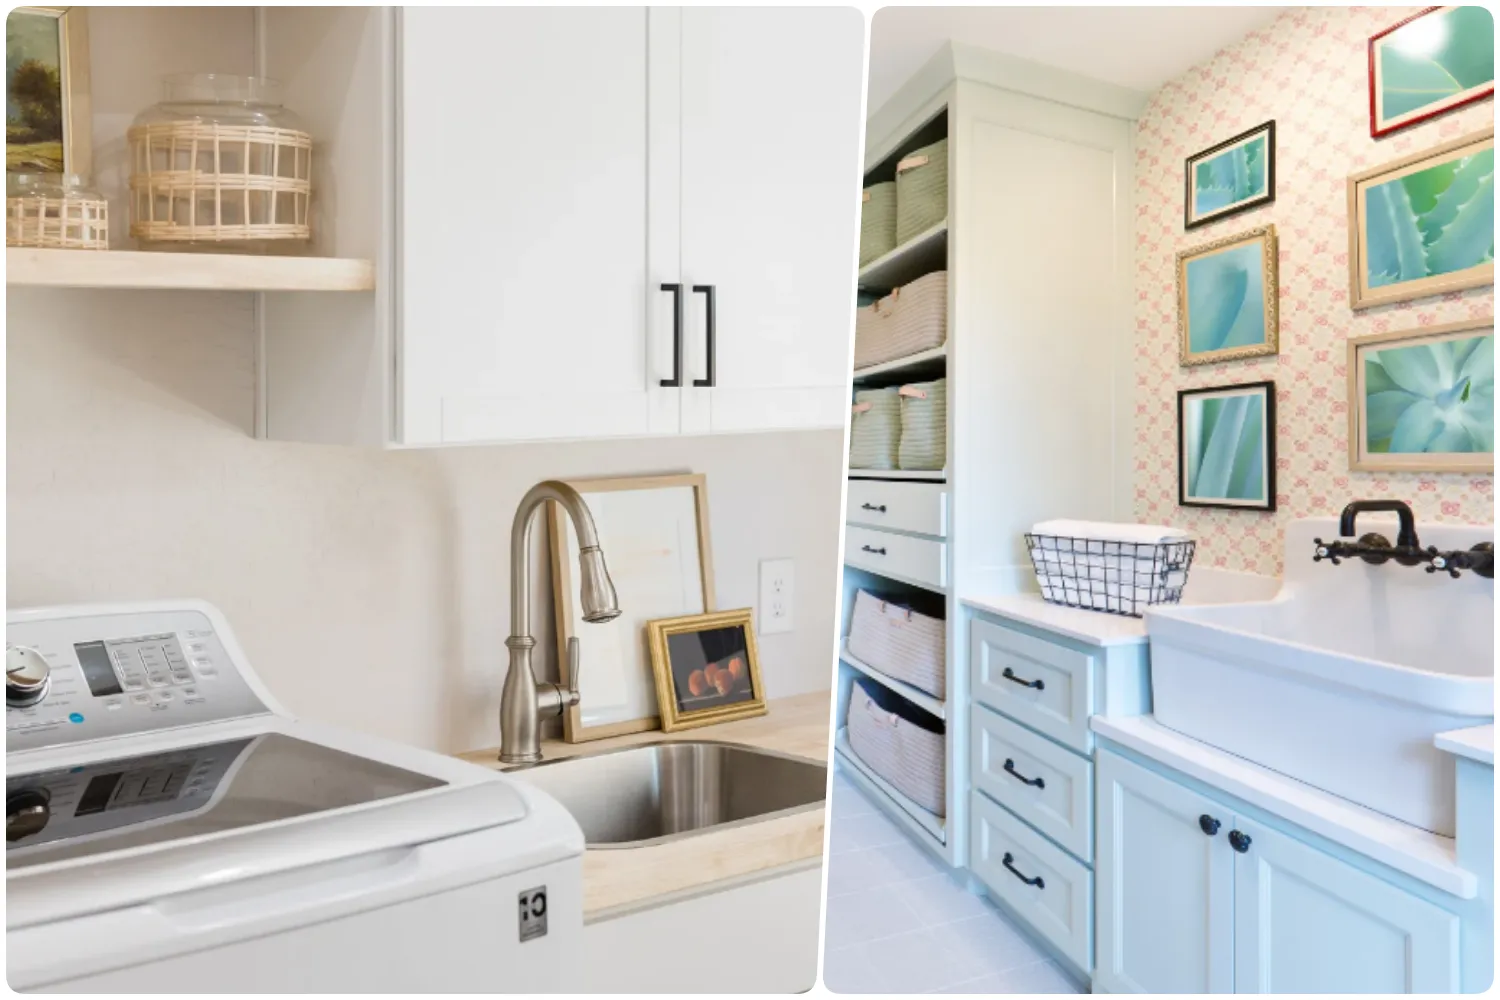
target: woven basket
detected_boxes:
[846,589,946,699]
[849,387,901,471]
[847,677,945,817]
[895,138,948,244]
[127,121,312,244]
[7,194,108,250]
[854,271,947,369]
[897,378,947,471]
[860,182,896,266]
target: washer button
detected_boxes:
[130,693,151,706]
[155,690,173,703]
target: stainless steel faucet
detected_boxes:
[500,481,621,764]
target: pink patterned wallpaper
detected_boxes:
[1133,6,1495,576]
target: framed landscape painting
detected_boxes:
[1178,381,1277,511]
[5,6,90,176]
[1348,318,1493,473]
[1348,129,1494,309]
[1370,6,1494,139]
[1177,225,1279,366]
[1184,120,1275,229]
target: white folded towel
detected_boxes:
[1032,519,1190,545]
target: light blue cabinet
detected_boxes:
[1098,749,1463,994]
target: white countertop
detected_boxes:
[961,593,1149,646]
[1435,724,1494,766]
[1092,715,1477,899]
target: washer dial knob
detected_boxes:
[6,646,52,708]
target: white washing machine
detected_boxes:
[5,600,584,992]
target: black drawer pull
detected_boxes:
[659,283,684,388]
[1001,852,1045,889]
[1002,758,1045,789]
[691,284,716,388]
[1228,830,1252,853]
[861,503,887,513]
[1001,667,1044,691]
[1199,814,1221,836]
[861,545,886,555]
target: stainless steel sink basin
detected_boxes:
[508,741,826,848]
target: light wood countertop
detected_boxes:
[455,691,832,918]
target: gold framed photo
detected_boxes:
[6,6,91,177]
[1176,224,1279,366]
[1347,317,1493,474]
[646,609,766,733]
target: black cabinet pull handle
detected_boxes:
[1001,852,1045,889]
[1001,667,1044,691]
[1003,758,1045,789]
[861,545,886,555]
[691,284,716,388]
[660,283,684,387]
[861,503,887,512]
[1228,830,1252,853]
[1199,814,1221,836]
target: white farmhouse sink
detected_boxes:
[1147,516,1493,836]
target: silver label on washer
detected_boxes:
[518,886,548,942]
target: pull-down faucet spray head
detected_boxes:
[577,545,621,624]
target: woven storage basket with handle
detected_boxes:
[847,676,946,817]
[853,270,947,370]
[849,387,901,470]
[846,589,946,699]
[895,138,948,244]
[860,182,897,266]
[897,378,947,471]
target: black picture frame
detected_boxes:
[1184,120,1276,230]
[1177,380,1278,512]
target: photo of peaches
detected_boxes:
[687,669,708,697]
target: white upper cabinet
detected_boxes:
[676,7,865,435]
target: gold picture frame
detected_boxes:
[549,473,715,742]
[646,609,766,733]
[6,6,91,177]
[1176,224,1279,367]
[1347,128,1494,310]
[1347,317,1494,474]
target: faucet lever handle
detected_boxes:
[566,636,582,703]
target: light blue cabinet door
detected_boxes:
[1096,751,1234,993]
[1232,817,1461,993]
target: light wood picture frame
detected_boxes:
[646,608,767,733]
[549,473,715,742]
[6,6,91,177]
[1347,318,1493,473]
[1347,128,1494,310]
[1177,225,1279,366]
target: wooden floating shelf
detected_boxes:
[858,219,947,291]
[6,248,375,292]
[840,641,945,718]
[853,344,948,381]
[835,728,946,844]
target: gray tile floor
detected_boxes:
[822,766,1086,994]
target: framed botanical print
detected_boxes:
[1369,6,1494,139]
[1185,120,1275,229]
[1347,318,1493,473]
[5,6,91,176]
[1348,128,1494,309]
[1178,380,1277,512]
[1177,225,1279,366]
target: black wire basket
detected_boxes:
[1024,533,1197,618]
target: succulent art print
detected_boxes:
[1371,6,1495,137]
[1365,334,1493,455]
[1185,121,1275,229]
[1179,382,1276,510]
[1365,147,1495,289]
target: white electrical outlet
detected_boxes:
[758,558,795,635]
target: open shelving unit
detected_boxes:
[852,344,947,381]
[6,248,375,292]
[835,727,948,844]
[839,641,945,718]
[857,220,948,292]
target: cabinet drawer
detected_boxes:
[972,704,1093,863]
[971,617,1095,752]
[971,791,1092,972]
[845,526,946,591]
[846,481,947,537]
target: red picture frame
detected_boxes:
[1369,6,1495,139]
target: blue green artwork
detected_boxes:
[1178,227,1277,365]
[1179,383,1274,510]
[1364,334,1493,455]
[1194,136,1267,218]
[1372,6,1494,137]
[1364,146,1495,291]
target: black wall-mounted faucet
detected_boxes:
[1316,498,1493,579]
[1339,499,1420,549]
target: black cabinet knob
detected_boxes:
[1198,814,1220,836]
[1228,829,1252,853]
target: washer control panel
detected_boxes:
[6,607,267,753]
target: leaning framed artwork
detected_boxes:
[6,6,91,176]
[1348,128,1494,310]
[1347,318,1493,473]
[1369,6,1494,139]
[1184,120,1275,229]
[1178,380,1277,512]
[646,608,767,733]
[1177,225,1279,366]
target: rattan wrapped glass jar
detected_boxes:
[6,174,109,250]
[127,74,311,251]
